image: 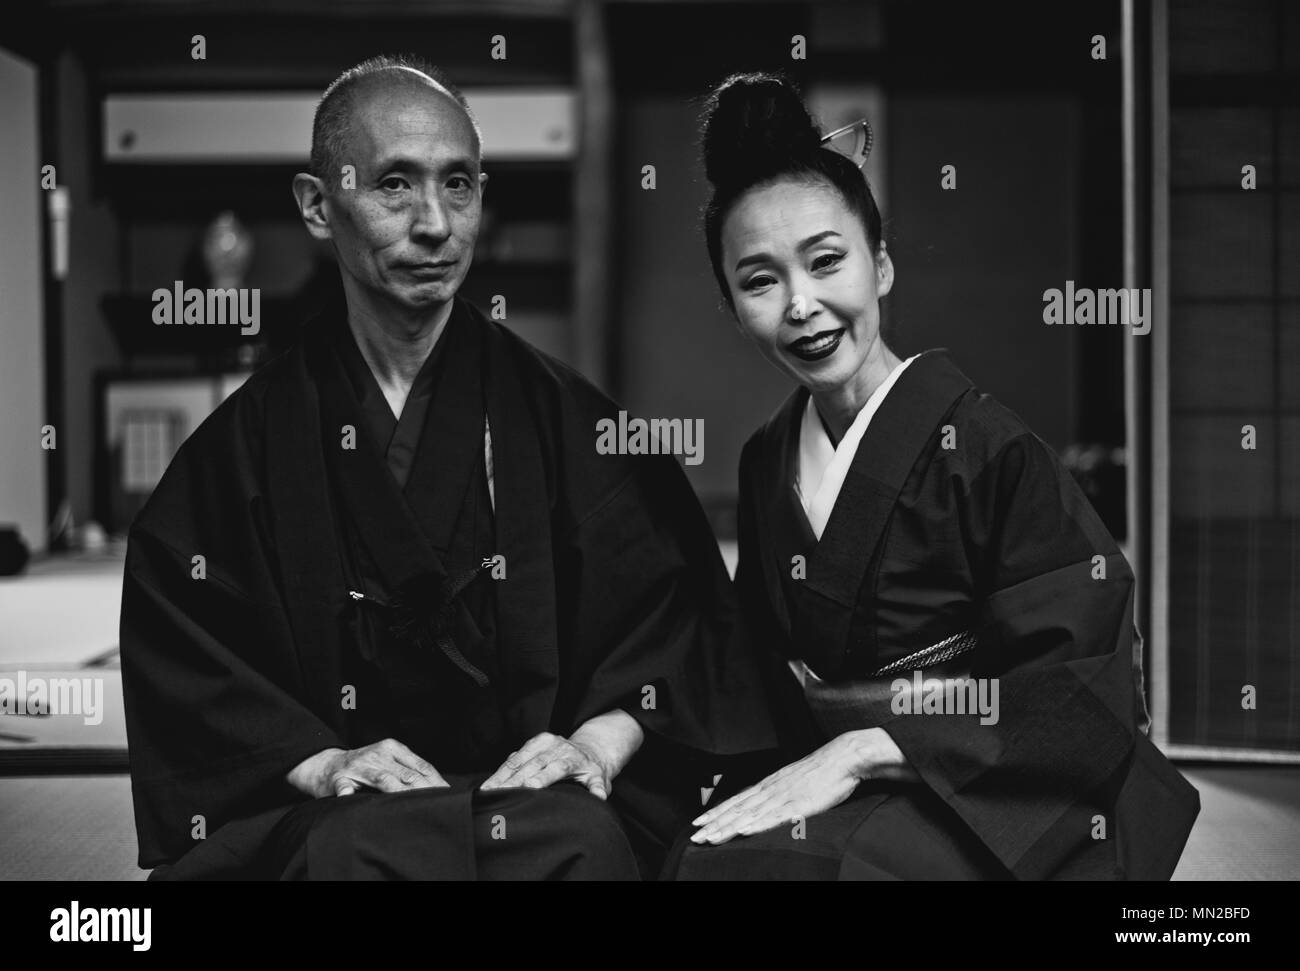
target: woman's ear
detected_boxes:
[875,244,895,298]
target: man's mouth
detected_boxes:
[786,328,845,362]
[399,259,457,275]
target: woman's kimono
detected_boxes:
[670,349,1199,880]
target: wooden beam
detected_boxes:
[572,0,612,390]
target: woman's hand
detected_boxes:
[690,727,917,845]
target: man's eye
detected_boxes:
[812,252,844,271]
[380,177,409,192]
[447,176,474,193]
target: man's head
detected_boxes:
[293,55,486,319]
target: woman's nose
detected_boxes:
[788,293,819,323]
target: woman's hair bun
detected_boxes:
[700,72,821,188]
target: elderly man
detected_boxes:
[120,55,768,879]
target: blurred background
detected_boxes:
[0,0,1297,879]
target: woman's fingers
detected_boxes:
[692,783,760,826]
[693,787,781,842]
[703,798,801,845]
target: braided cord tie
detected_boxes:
[868,629,978,678]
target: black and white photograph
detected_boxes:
[0,0,1294,947]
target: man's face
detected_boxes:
[319,81,483,313]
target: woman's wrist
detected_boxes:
[840,727,907,781]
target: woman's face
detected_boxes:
[721,178,893,393]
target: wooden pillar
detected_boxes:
[572,0,613,392]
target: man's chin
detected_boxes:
[390,281,462,312]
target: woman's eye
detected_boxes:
[812,252,844,272]
[741,275,775,292]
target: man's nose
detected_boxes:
[411,189,451,243]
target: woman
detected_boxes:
[670,73,1199,880]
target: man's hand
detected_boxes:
[286,738,449,799]
[689,727,918,845]
[479,710,645,800]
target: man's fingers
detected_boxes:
[512,733,557,764]
[520,756,582,790]
[391,750,448,787]
[333,777,357,798]
[480,749,530,790]
[481,734,559,790]
[501,748,562,788]
[361,768,406,793]
[488,741,563,789]
[480,753,526,790]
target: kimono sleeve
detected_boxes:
[734,437,823,761]
[559,452,777,759]
[880,430,1144,879]
[121,462,341,868]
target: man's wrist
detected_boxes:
[571,710,644,779]
[287,747,344,797]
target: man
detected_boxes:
[120,55,769,880]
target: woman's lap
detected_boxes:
[665,781,1010,881]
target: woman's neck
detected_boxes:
[809,342,902,446]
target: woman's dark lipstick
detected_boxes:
[786,328,844,362]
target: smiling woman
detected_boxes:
[665,72,1201,881]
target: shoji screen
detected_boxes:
[1163,0,1299,757]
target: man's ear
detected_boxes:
[292,173,333,242]
[479,171,489,198]
[875,245,895,299]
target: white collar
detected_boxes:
[795,354,919,540]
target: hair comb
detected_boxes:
[820,118,873,169]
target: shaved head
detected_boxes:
[310,54,481,191]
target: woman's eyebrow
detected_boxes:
[796,230,841,250]
[734,230,842,273]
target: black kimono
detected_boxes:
[670,350,1199,880]
[120,295,771,880]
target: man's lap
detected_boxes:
[267,779,639,880]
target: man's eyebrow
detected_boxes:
[733,230,842,273]
[371,154,479,175]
